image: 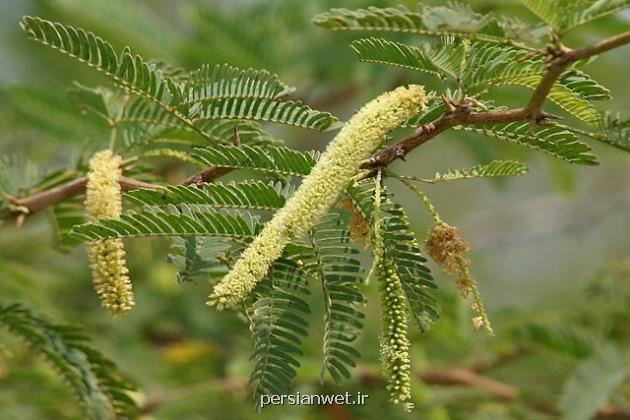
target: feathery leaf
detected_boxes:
[313,4,535,48]
[192,144,317,178]
[348,181,439,332]
[308,213,365,384]
[191,97,338,131]
[248,260,311,409]
[20,16,181,105]
[559,346,629,420]
[125,181,288,211]
[403,160,529,183]
[455,122,598,165]
[70,207,260,242]
[0,302,137,419]
[166,236,231,283]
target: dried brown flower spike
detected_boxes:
[426,222,493,334]
[425,223,470,274]
[338,197,370,247]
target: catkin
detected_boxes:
[208,85,427,309]
[85,150,134,315]
[372,170,413,410]
[377,256,414,411]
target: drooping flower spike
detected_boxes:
[372,170,414,411]
[209,85,428,309]
[85,150,134,315]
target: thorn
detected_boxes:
[395,148,407,161]
[360,156,377,169]
[516,50,539,64]
[192,174,204,187]
[233,125,241,147]
[440,95,456,113]
[464,97,488,110]
[355,169,378,182]
[414,123,435,137]
[8,203,29,227]
[539,112,563,122]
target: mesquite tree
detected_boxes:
[1,1,629,418]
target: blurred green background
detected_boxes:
[0,0,629,419]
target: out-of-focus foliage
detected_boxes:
[0,0,629,419]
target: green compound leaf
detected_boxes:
[70,207,260,242]
[410,160,529,183]
[192,144,318,178]
[347,181,439,333]
[314,3,537,47]
[559,346,629,420]
[191,97,338,131]
[455,122,598,165]
[308,213,365,384]
[248,260,311,410]
[0,302,138,419]
[125,181,288,211]
[521,0,630,34]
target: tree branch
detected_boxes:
[4,31,629,220]
[355,363,630,418]
[178,166,233,187]
[362,31,630,169]
[6,166,230,220]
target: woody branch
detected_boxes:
[4,31,630,221]
[361,30,630,169]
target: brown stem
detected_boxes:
[5,32,630,221]
[526,30,630,120]
[8,176,155,216]
[362,107,532,168]
[558,31,630,64]
[178,166,233,187]
[418,367,518,400]
[363,31,630,169]
[6,166,228,220]
[355,364,630,418]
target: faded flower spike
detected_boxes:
[85,150,134,315]
[425,222,493,334]
[425,222,470,275]
[339,197,369,247]
[209,85,427,309]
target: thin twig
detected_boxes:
[362,31,630,169]
[6,166,229,220]
[5,31,629,222]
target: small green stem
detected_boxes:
[388,171,442,224]
[455,256,494,335]
[109,125,118,150]
[366,169,384,285]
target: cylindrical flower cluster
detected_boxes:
[378,256,413,411]
[85,150,134,315]
[209,85,427,309]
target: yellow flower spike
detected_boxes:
[372,170,413,410]
[209,85,428,309]
[85,150,134,315]
[378,257,414,411]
